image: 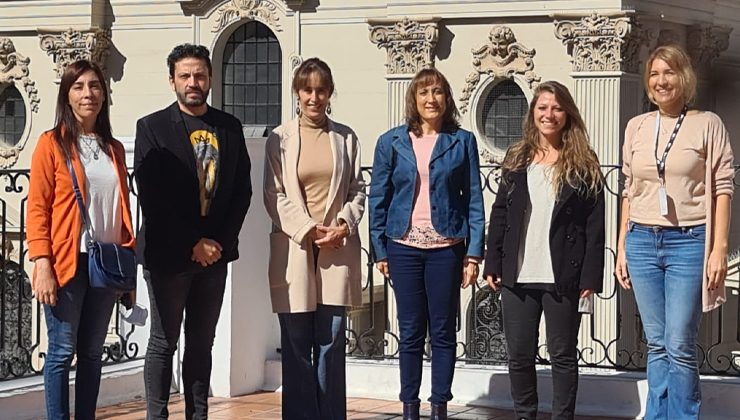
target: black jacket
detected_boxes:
[134,103,252,274]
[483,168,605,294]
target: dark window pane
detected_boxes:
[268,105,280,124]
[481,79,527,152]
[268,85,280,102]
[0,85,26,147]
[269,64,280,84]
[245,64,256,84]
[256,86,268,104]
[222,21,282,134]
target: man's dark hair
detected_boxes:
[167,44,212,77]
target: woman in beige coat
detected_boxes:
[263,57,365,420]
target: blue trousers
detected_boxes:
[278,304,347,420]
[43,255,117,420]
[387,240,465,404]
[626,223,705,420]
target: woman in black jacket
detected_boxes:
[483,81,605,420]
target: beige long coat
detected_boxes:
[263,117,366,313]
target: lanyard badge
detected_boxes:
[654,106,688,216]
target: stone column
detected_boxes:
[363,17,438,356]
[554,12,647,367]
[38,27,111,81]
[368,17,440,128]
[686,24,732,111]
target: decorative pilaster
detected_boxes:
[212,0,283,33]
[38,28,111,80]
[0,38,39,169]
[554,12,644,74]
[687,25,731,73]
[368,17,439,128]
[458,25,541,114]
[553,13,647,367]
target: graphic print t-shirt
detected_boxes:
[182,111,219,216]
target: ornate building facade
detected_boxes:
[0,0,739,415]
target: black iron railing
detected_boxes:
[345,164,740,376]
[0,169,142,381]
[1,164,739,381]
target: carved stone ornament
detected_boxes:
[0,38,39,169]
[554,13,642,73]
[39,28,111,80]
[213,0,282,33]
[459,25,540,114]
[687,25,731,73]
[368,17,439,76]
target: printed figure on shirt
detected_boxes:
[483,81,605,420]
[133,43,252,420]
[368,68,485,420]
[615,44,734,420]
[263,57,366,420]
[27,60,136,420]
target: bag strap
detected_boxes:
[64,153,95,244]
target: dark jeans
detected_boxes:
[387,240,465,404]
[43,255,117,420]
[278,304,347,420]
[143,262,227,420]
[502,286,581,420]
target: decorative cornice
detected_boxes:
[212,0,282,33]
[368,17,439,76]
[687,25,732,73]
[38,28,111,80]
[459,25,540,114]
[554,13,643,73]
[0,38,39,169]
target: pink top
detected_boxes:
[394,132,462,249]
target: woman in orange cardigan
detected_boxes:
[27,60,135,420]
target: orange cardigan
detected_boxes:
[27,130,136,288]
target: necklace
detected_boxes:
[79,134,100,160]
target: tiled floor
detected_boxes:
[96,392,622,419]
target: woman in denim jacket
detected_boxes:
[368,68,485,420]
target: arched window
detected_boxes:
[0,84,26,148]
[478,79,527,153]
[222,21,282,135]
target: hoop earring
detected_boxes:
[326,104,332,115]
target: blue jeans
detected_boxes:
[278,304,347,420]
[626,223,705,420]
[43,255,117,420]
[387,240,465,404]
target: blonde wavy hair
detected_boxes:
[644,44,697,106]
[502,81,603,197]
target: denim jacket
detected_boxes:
[368,125,485,261]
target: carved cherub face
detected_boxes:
[0,39,14,65]
[489,27,515,58]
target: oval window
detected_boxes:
[0,84,26,148]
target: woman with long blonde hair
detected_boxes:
[484,81,605,420]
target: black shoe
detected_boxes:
[403,402,420,420]
[430,402,447,420]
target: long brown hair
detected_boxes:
[52,60,113,158]
[405,68,460,136]
[503,81,602,197]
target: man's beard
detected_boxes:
[177,88,209,107]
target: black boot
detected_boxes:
[403,402,420,420]
[430,402,447,420]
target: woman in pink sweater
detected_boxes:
[615,44,734,419]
